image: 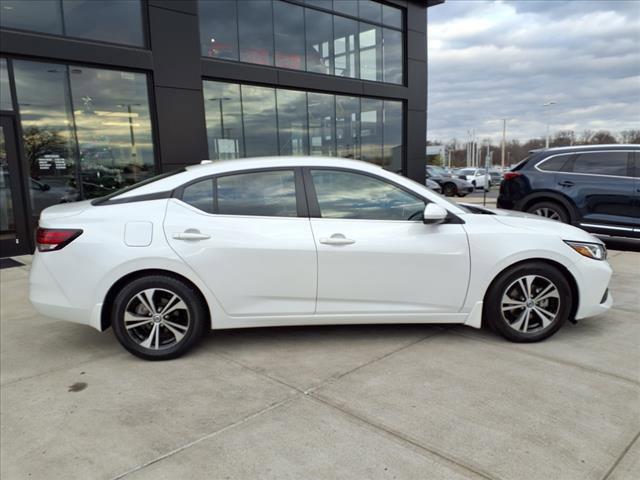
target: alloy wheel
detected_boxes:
[533,207,561,221]
[500,275,561,334]
[123,288,190,350]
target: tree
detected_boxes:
[551,130,575,147]
[22,126,70,178]
[619,130,640,144]
[589,130,617,144]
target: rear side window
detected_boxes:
[570,152,629,177]
[182,179,214,214]
[217,170,297,216]
[537,154,572,172]
[310,169,425,220]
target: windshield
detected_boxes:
[427,165,448,175]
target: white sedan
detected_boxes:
[30,157,613,360]
[456,168,491,190]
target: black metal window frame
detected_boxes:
[0,54,162,207]
[0,0,150,50]
[198,0,406,86]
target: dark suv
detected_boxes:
[497,145,640,238]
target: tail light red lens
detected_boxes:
[503,172,522,181]
[36,228,83,252]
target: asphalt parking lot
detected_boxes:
[1,249,638,480]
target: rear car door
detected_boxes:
[164,168,317,316]
[305,168,470,314]
[556,150,638,233]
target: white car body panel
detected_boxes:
[29,157,612,335]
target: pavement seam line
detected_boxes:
[111,395,298,480]
[601,429,640,480]
[310,393,499,480]
[447,328,640,387]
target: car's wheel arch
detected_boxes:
[481,257,579,325]
[100,269,211,332]
[518,191,578,223]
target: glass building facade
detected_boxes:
[0,0,434,256]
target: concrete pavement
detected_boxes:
[1,251,638,480]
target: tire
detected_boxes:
[483,262,572,343]
[526,201,569,223]
[443,182,457,197]
[112,275,207,360]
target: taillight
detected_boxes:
[503,172,522,181]
[36,228,83,252]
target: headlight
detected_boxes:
[564,241,607,260]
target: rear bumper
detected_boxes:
[29,253,101,330]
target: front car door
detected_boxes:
[556,150,638,234]
[164,168,317,316]
[304,168,470,314]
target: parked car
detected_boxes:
[489,169,503,185]
[426,178,442,194]
[426,165,474,197]
[497,145,640,239]
[455,168,491,191]
[31,157,613,360]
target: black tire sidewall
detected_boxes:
[484,263,572,343]
[112,275,206,360]
[444,183,457,196]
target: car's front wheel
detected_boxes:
[484,262,572,342]
[112,275,207,360]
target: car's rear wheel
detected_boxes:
[526,201,569,223]
[443,182,457,197]
[484,262,572,342]
[112,275,206,360]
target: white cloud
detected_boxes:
[427,0,640,142]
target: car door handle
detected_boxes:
[173,231,211,241]
[558,181,574,187]
[319,233,355,246]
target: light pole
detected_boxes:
[543,101,556,148]
[209,97,231,138]
[117,103,141,158]
[501,118,507,169]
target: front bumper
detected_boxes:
[573,256,613,320]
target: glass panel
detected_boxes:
[1,59,12,111]
[572,152,629,176]
[69,67,154,198]
[335,95,360,159]
[241,85,278,157]
[305,8,334,75]
[305,0,332,9]
[182,179,215,213]
[203,81,244,159]
[382,5,402,28]
[333,16,359,79]
[62,0,144,46]
[308,92,336,156]
[360,98,383,165]
[358,0,381,24]
[238,0,274,66]
[0,0,63,35]
[383,100,402,172]
[333,0,358,16]
[383,28,403,84]
[274,1,305,71]
[13,61,78,215]
[199,0,239,60]
[277,89,309,155]
[217,170,297,217]
[359,23,382,81]
[0,126,16,241]
[311,169,424,220]
[538,155,572,172]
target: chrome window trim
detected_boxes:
[534,150,638,178]
[579,223,635,232]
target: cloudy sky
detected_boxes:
[426,0,640,143]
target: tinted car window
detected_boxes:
[217,170,297,217]
[182,179,214,214]
[311,169,425,220]
[571,152,629,177]
[537,154,572,172]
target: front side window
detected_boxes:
[0,0,144,47]
[311,169,424,220]
[570,152,629,177]
[217,170,297,217]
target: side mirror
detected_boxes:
[423,203,448,225]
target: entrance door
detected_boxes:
[0,116,30,257]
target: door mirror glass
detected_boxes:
[423,203,448,224]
